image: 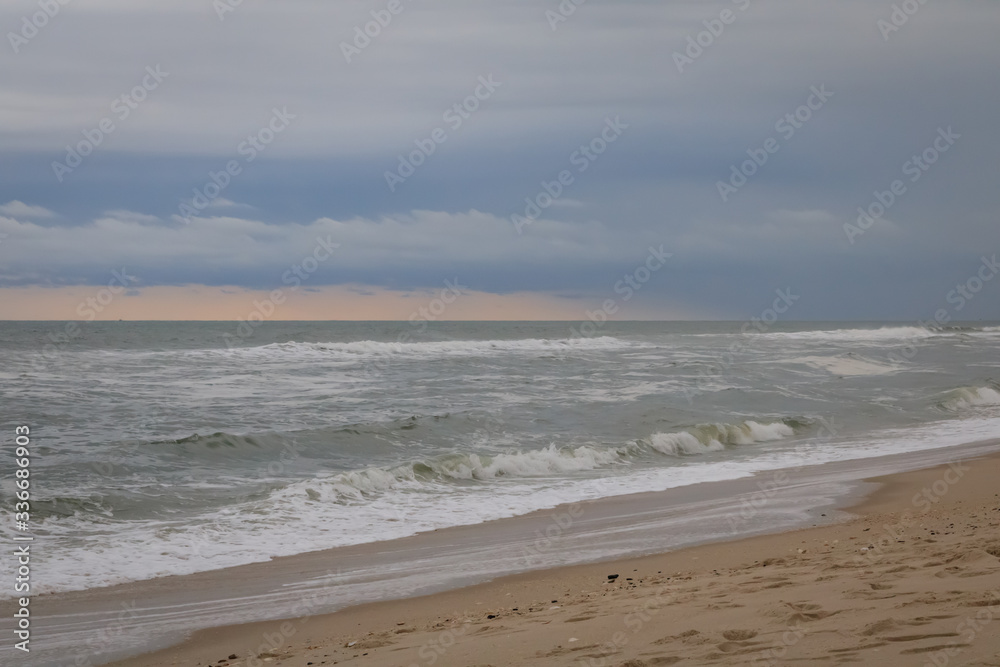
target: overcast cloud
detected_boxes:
[1,0,998,319]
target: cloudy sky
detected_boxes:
[1,0,998,320]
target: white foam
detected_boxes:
[743,420,797,441]
[759,326,937,342]
[20,414,1000,597]
[787,355,899,376]
[689,326,940,342]
[238,336,641,360]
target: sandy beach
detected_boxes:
[103,449,1000,667]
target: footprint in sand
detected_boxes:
[829,642,888,655]
[715,640,763,654]
[540,643,598,657]
[963,598,1000,607]
[654,629,710,646]
[348,633,395,650]
[884,633,960,643]
[784,601,838,623]
[860,618,899,636]
[934,567,963,578]
[899,643,970,655]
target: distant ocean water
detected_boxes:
[1,320,999,596]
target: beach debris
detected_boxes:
[487,614,496,619]
[346,641,357,647]
[607,574,619,580]
[229,655,238,660]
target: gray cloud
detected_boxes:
[0,200,55,218]
[1,0,998,318]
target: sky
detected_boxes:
[1,0,998,321]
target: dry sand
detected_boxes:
[110,453,1000,667]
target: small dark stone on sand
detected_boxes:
[608,574,619,580]
[487,614,496,619]
[229,656,238,660]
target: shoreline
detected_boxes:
[105,445,1000,666]
[13,437,1000,666]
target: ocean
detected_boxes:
[2,320,999,598]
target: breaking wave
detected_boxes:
[940,386,1000,412]
[759,326,938,342]
[645,420,795,456]
[225,336,643,360]
[293,419,799,502]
